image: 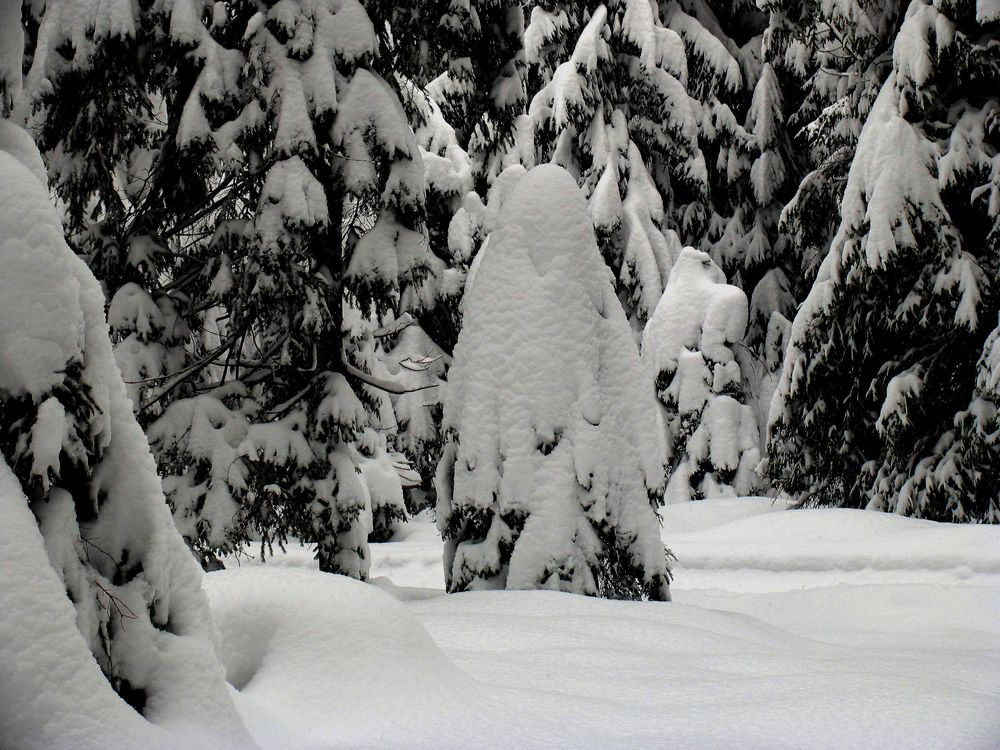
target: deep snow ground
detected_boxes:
[209,499,1000,749]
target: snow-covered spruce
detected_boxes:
[372,0,530,185]
[19,0,217,419]
[643,247,760,502]
[0,121,255,749]
[767,0,1000,521]
[527,1,701,326]
[764,0,906,291]
[20,0,443,571]
[435,164,671,600]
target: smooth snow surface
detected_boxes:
[213,501,1000,749]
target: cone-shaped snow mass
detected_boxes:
[0,121,256,749]
[436,163,671,601]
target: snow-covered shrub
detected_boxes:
[0,120,254,748]
[436,164,671,600]
[643,247,760,502]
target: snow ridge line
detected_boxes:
[672,554,1000,574]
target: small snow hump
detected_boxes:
[436,163,671,602]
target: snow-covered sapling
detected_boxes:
[436,164,672,600]
[643,247,760,502]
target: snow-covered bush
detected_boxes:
[436,164,672,600]
[643,247,760,502]
[0,120,254,748]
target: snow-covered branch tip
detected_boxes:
[340,355,439,395]
[373,313,416,339]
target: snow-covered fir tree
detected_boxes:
[661,2,801,448]
[643,247,760,502]
[767,0,1000,522]
[762,0,907,290]
[19,0,217,417]
[526,1,703,326]
[0,117,254,747]
[168,0,436,573]
[20,0,443,572]
[373,0,530,186]
[522,5,800,484]
[436,164,672,600]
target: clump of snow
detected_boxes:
[437,164,670,600]
[204,566,502,748]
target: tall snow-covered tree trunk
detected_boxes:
[436,164,672,600]
[171,0,436,576]
[20,0,444,573]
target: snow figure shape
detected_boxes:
[0,121,256,748]
[643,247,760,503]
[435,164,672,601]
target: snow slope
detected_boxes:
[211,501,1000,749]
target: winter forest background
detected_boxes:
[0,0,998,748]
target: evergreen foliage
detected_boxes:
[0,117,250,732]
[767,0,1000,522]
[19,0,443,572]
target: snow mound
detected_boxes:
[0,459,165,750]
[411,585,1000,750]
[660,495,791,533]
[204,567,499,749]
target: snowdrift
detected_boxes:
[204,567,505,749]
